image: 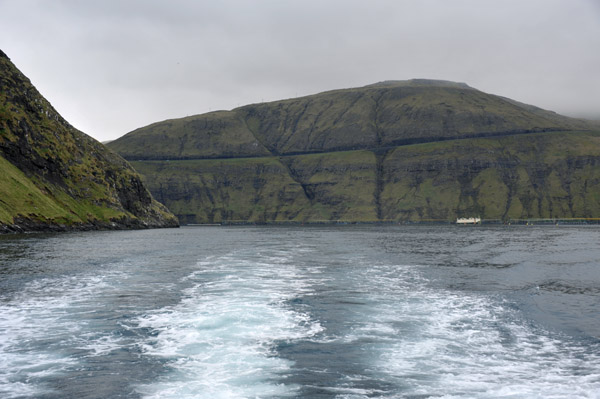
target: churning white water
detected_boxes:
[134,252,323,398]
[1,226,600,398]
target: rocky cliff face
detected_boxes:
[109,79,600,224]
[0,49,179,232]
[129,132,600,224]
[378,132,600,221]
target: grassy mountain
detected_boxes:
[0,49,178,232]
[110,79,592,159]
[108,80,600,224]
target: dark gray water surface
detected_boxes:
[1,226,599,398]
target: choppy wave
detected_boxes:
[325,262,600,398]
[2,227,600,398]
[0,272,125,398]
[134,252,323,398]
[132,247,600,398]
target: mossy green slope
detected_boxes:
[0,49,178,232]
[110,111,272,160]
[109,79,593,159]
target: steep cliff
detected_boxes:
[109,80,600,224]
[0,49,179,232]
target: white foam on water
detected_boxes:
[135,252,323,399]
[0,272,125,398]
[74,332,126,357]
[348,263,600,398]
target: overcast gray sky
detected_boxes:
[1,0,599,142]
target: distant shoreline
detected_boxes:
[181,218,600,227]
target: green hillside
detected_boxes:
[0,49,178,232]
[110,79,593,159]
[108,80,600,224]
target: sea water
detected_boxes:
[1,225,599,398]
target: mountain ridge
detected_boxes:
[107,80,600,224]
[109,80,595,161]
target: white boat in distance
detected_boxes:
[456,217,481,224]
